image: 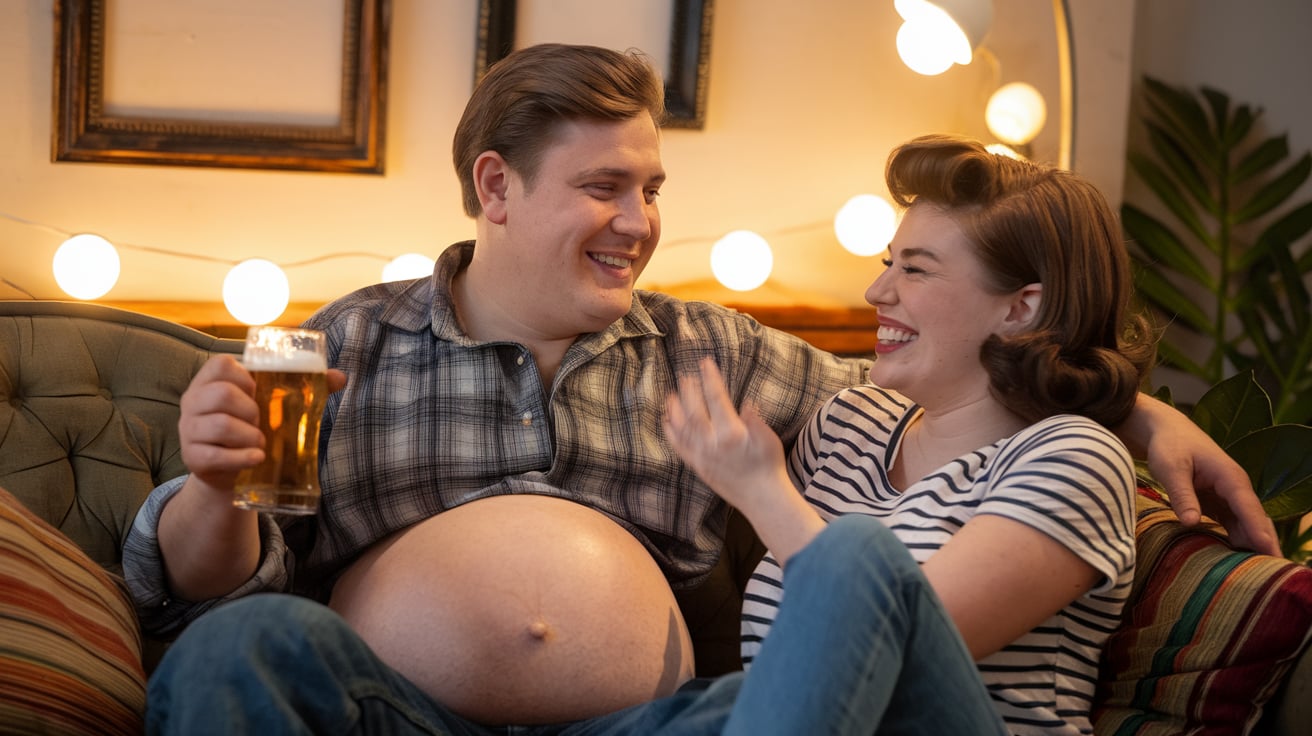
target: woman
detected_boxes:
[665,134,1155,734]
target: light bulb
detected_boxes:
[986,82,1047,145]
[52,233,120,300]
[894,0,979,76]
[382,253,436,282]
[834,195,897,256]
[710,231,773,292]
[223,258,290,325]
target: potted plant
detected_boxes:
[1123,76,1312,426]
[1123,76,1312,559]
[1147,372,1312,562]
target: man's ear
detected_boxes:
[1003,283,1043,333]
[473,151,511,225]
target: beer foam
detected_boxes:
[243,349,328,373]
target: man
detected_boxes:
[125,44,1277,734]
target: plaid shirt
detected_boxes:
[124,241,869,634]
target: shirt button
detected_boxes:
[521,411,533,426]
[516,354,525,366]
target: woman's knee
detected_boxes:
[789,515,921,586]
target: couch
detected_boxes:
[1,299,1309,735]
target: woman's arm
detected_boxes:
[923,516,1100,659]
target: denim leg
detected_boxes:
[723,515,1008,736]
[146,593,488,736]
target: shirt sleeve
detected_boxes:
[121,474,293,635]
[979,416,1137,593]
[739,551,785,669]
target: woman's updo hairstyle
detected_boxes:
[884,134,1156,427]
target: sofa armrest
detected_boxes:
[0,300,243,575]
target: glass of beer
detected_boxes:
[233,325,329,515]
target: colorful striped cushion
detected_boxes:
[0,486,146,734]
[1093,488,1312,735]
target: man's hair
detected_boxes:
[453,43,667,217]
[884,134,1157,427]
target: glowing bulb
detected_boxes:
[382,253,436,282]
[986,82,1047,145]
[834,195,897,256]
[223,259,290,325]
[894,0,977,76]
[986,143,1025,160]
[52,233,120,300]
[710,230,773,292]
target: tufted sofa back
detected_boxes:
[0,301,242,576]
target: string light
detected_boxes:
[2,194,901,312]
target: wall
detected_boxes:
[1,0,1134,311]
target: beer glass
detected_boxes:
[233,325,329,515]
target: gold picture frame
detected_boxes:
[51,0,391,174]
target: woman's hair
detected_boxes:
[884,134,1156,427]
[453,43,667,217]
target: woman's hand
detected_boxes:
[664,358,824,563]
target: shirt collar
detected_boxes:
[376,240,666,345]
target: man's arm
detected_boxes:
[1117,393,1279,555]
[157,356,349,599]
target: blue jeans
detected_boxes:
[146,516,1005,735]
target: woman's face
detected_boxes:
[863,202,1026,410]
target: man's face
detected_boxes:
[497,114,665,336]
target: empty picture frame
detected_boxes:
[51,0,391,174]
[474,0,714,129]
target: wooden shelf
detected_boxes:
[101,298,878,356]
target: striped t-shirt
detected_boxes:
[741,385,1136,735]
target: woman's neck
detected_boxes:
[893,397,1028,488]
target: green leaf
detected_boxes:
[1232,134,1288,185]
[1228,424,1312,519]
[1191,371,1274,445]
[1131,264,1213,334]
[1235,200,1312,271]
[1155,340,1210,382]
[1123,205,1214,283]
[1142,123,1214,213]
[1225,103,1257,148]
[1235,153,1312,224]
[1200,87,1233,142]
[1143,77,1219,169]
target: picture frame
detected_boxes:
[51,0,391,175]
[474,0,714,129]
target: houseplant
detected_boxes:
[1123,76,1312,559]
[1148,372,1312,562]
[1122,76,1312,426]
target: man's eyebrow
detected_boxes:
[578,167,667,185]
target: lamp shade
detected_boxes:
[894,0,993,74]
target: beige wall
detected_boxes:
[1,0,1134,309]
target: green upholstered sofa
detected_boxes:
[1,299,1309,734]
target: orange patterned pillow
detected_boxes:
[1093,488,1312,735]
[0,486,146,734]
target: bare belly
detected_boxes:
[327,495,696,725]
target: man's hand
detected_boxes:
[1126,394,1280,556]
[178,355,349,494]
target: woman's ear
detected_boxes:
[1002,283,1043,333]
[473,151,511,225]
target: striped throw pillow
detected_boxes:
[1093,488,1312,735]
[0,487,146,734]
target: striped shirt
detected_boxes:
[741,385,1135,735]
[123,240,869,634]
